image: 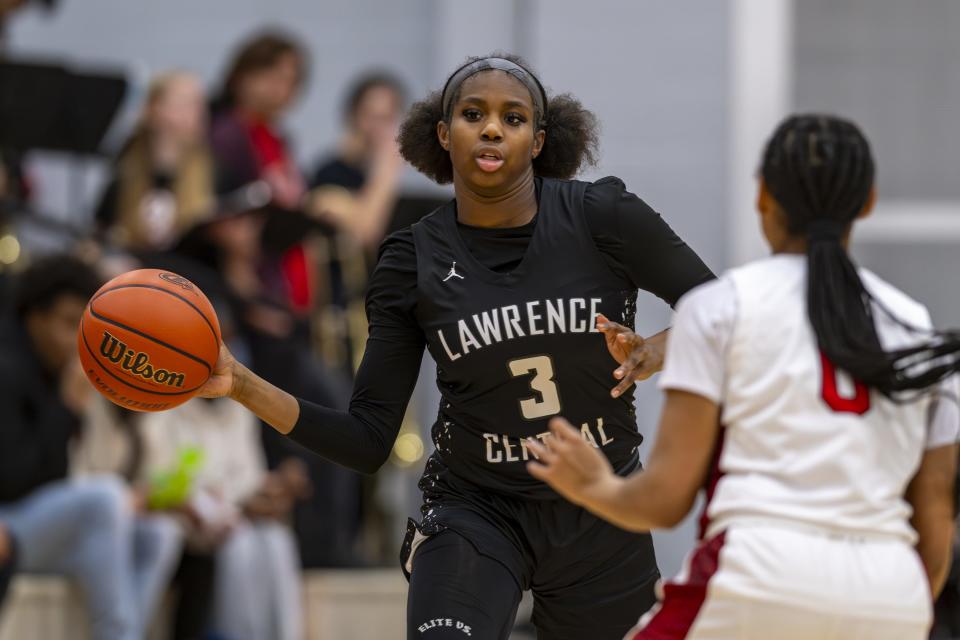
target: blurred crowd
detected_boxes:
[0,12,427,639]
[2,4,960,640]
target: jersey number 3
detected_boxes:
[508,355,562,420]
[820,352,870,415]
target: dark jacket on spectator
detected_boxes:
[209,110,261,195]
[0,318,79,504]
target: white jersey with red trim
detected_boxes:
[659,254,959,543]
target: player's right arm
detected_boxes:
[906,380,960,597]
[199,230,426,474]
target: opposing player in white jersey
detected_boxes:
[527,114,960,639]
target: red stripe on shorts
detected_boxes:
[630,531,727,640]
[697,423,726,539]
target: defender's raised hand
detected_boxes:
[526,417,620,508]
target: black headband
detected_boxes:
[440,57,547,124]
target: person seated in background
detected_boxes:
[0,254,180,640]
[138,366,308,640]
[205,32,391,568]
[95,71,215,255]
[73,395,192,639]
[169,172,364,567]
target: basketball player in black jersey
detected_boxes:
[198,54,714,639]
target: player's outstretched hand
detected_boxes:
[596,314,667,398]
[197,343,241,400]
[526,417,620,508]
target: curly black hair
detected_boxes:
[398,53,599,184]
[15,254,101,319]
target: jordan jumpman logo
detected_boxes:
[443,261,465,282]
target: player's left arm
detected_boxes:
[584,178,715,396]
[528,390,719,532]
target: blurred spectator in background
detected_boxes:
[204,29,377,569]
[0,255,180,640]
[95,71,214,255]
[206,29,319,348]
[209,30,306,209]
[0,147,27,211]
[75,395,205,640]
[139,396,306,640]
[303,72,410,569]
[309,72,406,250]
[308,71,406,376]
[171,201,363,568]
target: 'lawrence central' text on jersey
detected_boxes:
[412,178,642,497]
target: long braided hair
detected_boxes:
[761,114,960,398]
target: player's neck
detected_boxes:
[452,170,538,228]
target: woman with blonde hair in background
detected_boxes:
[95,71,214,254]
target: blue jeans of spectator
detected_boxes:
[0,476,182,640]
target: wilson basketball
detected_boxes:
[77,269,221,412]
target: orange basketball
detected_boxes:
[77,269,221,412]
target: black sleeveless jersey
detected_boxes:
[412,177,643,498]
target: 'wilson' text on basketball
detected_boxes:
[99,331,186,387]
